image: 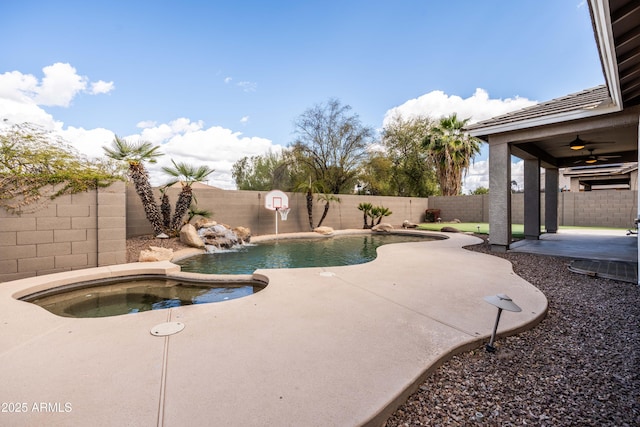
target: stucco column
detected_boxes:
[523,159,541,240]
[545,168,559,233]
[489,141,512,252]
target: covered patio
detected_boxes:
[466,0,640,282]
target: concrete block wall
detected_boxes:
[429,190,634,228]
[126,186,431,237]
[0,182,126,282]
[559,190,637,227]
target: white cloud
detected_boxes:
[141,122,283,189]
[35,63,88,107]
[383,88,537,126]
[240,116,249,124]
[90,80,115,95]
[224,77,232,84]
[58,126,115,159]
[136,120,157,128]
[462,159,524,194]
[0,62,112,110]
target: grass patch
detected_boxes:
[418,222,627,239]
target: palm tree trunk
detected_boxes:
[170,189,192,233]
[131,167,164,235]
[316,203,330,228]
[306,190,313,230]
[161,192,171,229]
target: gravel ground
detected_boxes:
[127,235,639,426]
[126,235,191,263]
[384,238,640,427]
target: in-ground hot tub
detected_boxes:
[20,275,267,318]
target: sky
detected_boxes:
[0,0,604,192]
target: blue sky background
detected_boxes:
[0,0,604,190]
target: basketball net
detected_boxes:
[277,207,290,221]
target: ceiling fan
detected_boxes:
[566,135,615,150]
[574,148,621,164]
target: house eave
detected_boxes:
[467,103,621,139]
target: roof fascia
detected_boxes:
[467,103,620,138]
[589,0,623,108]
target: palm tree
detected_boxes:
[162,160,215,233]
[187,203,213,223]
[159,186,172,229]
[372,206,392,225]
[103,136,164,235]
[423,113,481,196]
[295,177,324,230]
[357,202,373,229]
[316,193,341,228]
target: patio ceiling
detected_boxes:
[467,0,640,169]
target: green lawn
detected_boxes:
[417,222,627,239]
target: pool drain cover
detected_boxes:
[150,322,185,336]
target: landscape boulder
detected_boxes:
[194,219,217,229]
[180,223,206,248]
[233,226,252,243]
[402,220,418,229]
[440,226,461,233]
[372,223,394,232]
[314,226,334,235]
[138,246,173,262]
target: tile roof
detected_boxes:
[465,85,613,132]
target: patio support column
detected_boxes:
[489,141,512,252]
[524,159,541,240]
[545,168,559,233]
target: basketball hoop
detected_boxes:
[277,207,290,221]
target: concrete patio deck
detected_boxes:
[509,228,638,284]
[0,231,547,427]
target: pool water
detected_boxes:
[176,233,439,274]
[25,278,265,318]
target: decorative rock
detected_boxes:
[402,220,418,229]
[180,223,205,248]
[194,219,217,229]
[372,223,394,232]
[233,226,252,243]
[314,226,334,235]
[440,226,461,233]
[138,246,173,262]
[156,233,169,239]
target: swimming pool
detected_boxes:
[176,233,441,274]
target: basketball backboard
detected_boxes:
[264,190,288,211]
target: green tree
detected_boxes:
[232,150,292,191]
[358,153,394,195]
[0,123,119,214]
[370,205,392,226]
[162,160,215,233]
[423,113,482,196]
[316,193,341,228]
[381,115,438,197]
[292,99,374,194]
[103,136,165,235]
[470,186,489,195]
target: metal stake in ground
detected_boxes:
[484,294,522,352]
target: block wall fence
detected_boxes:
[126,186,431,237]
[1,182,636,280]
[428,190,637,228]
[0,181,126,282]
